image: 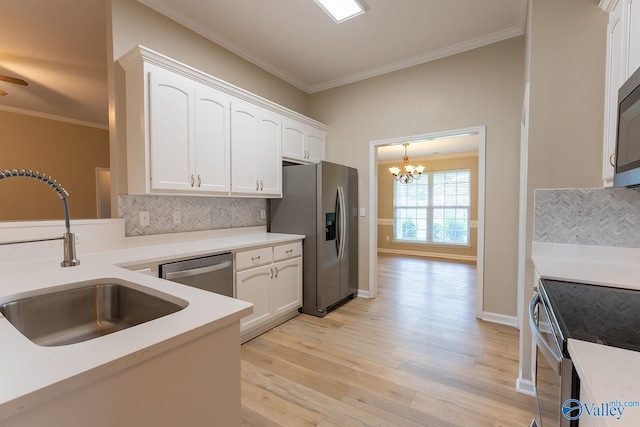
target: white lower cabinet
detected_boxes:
[235,241,302,342]
[236,265,273,331]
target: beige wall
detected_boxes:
[107,0,310,202]
[377,155,479,259]
[0,110,110,220]
[519,0,607,383]
[309,37,524,316]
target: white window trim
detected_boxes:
[392,168,471,246]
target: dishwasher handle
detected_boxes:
[164,261,232,281]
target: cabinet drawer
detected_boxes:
[274,242,302,262]
[236,246,273,270]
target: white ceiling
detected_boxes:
[0,0,526,128]
[377,134,479,163]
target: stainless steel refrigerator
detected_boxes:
[269,161,358,317]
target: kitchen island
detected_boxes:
[0,225,302,427]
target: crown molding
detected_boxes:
[599,0,618,13]
[0,105,108,130]
[136,0,311,93]
[137,0,527,94]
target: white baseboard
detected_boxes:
[355,289,370,298]
[482,311,518,328]
[377,248,477,262]
[516,377,536,396]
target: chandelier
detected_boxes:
[388,143,425,184]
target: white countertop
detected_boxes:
[0,228,303,422]
[569,339,640,426]
[532,242,640,426]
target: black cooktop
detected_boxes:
[540,279,640,353]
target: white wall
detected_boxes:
[309,37,525,317]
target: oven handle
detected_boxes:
[529,292,562,375]
[164,261,232,281]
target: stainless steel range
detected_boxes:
[529,279,640,427]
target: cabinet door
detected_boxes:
[236,265,273,331]
[306,127,325,163]
[273,258,302,316]
[148,68,195,191]
[194,86,231,194]
[624,0,640,79]
[258,110,282,196]
[231,100,260,194]
[282,119,306,161]
[603,1,625,183]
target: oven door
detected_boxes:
[530,292,576,427]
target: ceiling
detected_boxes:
[377,134,479,163]
[0,0,108,126]
[0,0,526,128]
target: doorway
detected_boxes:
[368,126,486,319]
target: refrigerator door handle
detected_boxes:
[337,186,347,260]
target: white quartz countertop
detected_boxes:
[569,339,640,426]
[0,229,303,422]
[532,242,640,426]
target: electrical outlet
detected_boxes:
[139,211,150,227]
[260,209,266,219]
[173,210,181,224]
[359,207,366,217]
[385,235,390,242]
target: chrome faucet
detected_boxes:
[0,169,80,267]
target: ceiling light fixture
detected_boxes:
[313,0,368,23]
[389,143,425,184]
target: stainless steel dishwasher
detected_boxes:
[159,252,234,297]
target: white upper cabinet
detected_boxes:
[148,67,195,192]
[258,110,283,195]
[603,0,625,184]
[147,67,231,194]
[231,100,261,194]
[601,0,640,185]
[623,0,640,78]
[119,46,326,197]
[231,100,282,197]
[194,86,231,193]
[282,118,325,164]
[282,119,306,161]
[305,126,326,163]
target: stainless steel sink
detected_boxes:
[0,281,188,346]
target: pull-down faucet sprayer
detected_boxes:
[0,169,80,267]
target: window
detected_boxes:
[393,169,470,245]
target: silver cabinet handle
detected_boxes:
[164,261,232,280]
[274,266,279,278]
[286,249,293,255]
[270,267,274,279]
[260,180,263,191]
[197,174,202,187]
[256,180,259,190]
[251,255,261,262]
[610,151,616,167]
[190,174,195,187]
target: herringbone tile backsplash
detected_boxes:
[118,195,267,237]
[534,188,640,247]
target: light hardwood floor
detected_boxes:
[241,255,535,426]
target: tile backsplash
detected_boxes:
[534,188,640,247]
[118,195,267,237]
